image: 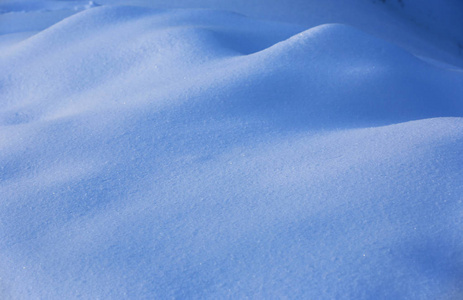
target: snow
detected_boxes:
[1,0,462,299]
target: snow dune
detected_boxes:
[1,1,463,299]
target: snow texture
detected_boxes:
[1,0,463,299]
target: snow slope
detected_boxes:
[1,1,463,299]
[95,0,463,68]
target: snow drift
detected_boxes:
[1,1,462,299]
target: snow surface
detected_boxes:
[1,0,463,299]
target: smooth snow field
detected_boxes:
[1,0,463,299]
